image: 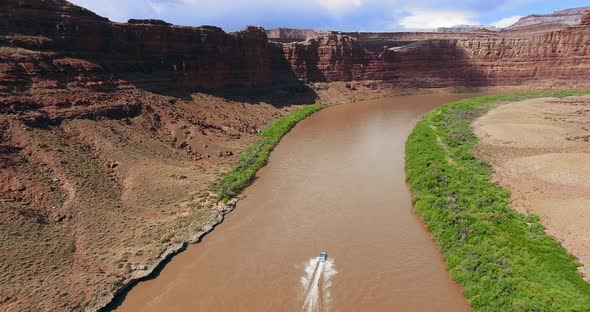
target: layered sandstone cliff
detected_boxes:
[1,0,276,93]
[2,0,590,96]
[280,34,370,82]
[274,25,590,87]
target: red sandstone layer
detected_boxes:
[2,0,590,96]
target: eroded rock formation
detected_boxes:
[274,25,590,87]
[1,0,275,92]
[281,34,369,82]
[2,0,590,96]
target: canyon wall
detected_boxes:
[2,0,590,97]
[280,34,370,82]
[276,24,590,87]
[393,26,590,86]
[1,0,277,93]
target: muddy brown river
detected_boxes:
[113,94,480,312]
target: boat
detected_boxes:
[319,252,327,262]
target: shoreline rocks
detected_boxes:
[94,199,238,312]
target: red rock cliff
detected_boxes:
[2,0,590,93]
[1,0,275,91]
[278,26,590,87]
[281,34,369,82]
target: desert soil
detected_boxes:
[472,95,590,280]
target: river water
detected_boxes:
[114,94,479,312]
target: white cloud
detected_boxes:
[69,0,159,22]
[398,9,478,29]
[491,15,523,28]
[148,2,166,14]
[68,0,538,32]
[71,0,365,24]
[315,0,363,15]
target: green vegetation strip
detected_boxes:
[405,91,590,311]
[217,104,322,201]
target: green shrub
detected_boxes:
[217,104,322,201]
[406,91,590,311]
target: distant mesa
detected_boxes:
[199,25,224,32]
[266,28,330,42]
[436,25,497,33]
[127,19,172,26]
[506,6,590,30]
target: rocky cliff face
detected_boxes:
[274,25,590,87]
[3,0,589,95]
[0,0,276,92]
[459,27,590,83]
[582,11,590,26]
[280,34,370,82]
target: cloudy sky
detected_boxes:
[69,0,589,31]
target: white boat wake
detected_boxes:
[301,256,337,312]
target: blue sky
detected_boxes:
[69,0,590,31]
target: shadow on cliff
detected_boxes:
[380,40,491,89]
[108,43,319,108]
[426,45,491,89]
[148,82,318,108]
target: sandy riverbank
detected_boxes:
[472,95,590,280]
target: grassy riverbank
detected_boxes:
[405,91,590,311]
[217,104,322,201]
